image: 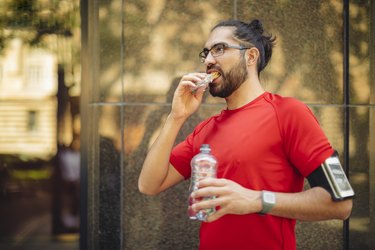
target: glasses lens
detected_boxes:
[211,43,226,57]
[199,49,209,63]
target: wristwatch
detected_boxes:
[260,190,276,214]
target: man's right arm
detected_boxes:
[138,115,186,195]
[138,73,208,195]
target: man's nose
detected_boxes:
[204,52,216,65]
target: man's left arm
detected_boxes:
[190,178,353,222]
[265,186,353,221]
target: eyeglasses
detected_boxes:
[199,42,251,63]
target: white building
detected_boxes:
[0,38,57,159]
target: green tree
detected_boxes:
[0,0,78,50]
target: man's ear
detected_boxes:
[246,47,259,66]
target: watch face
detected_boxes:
[260,191,276,214]
[264,191,275,204]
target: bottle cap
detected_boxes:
[200,144,211,152]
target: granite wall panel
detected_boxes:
[81,0,375,249]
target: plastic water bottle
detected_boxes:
[188,144,217,221]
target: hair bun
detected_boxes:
[248,19,264,35]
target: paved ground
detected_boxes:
[0,189,79,250]
[0,213,79,250]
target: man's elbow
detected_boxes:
[337,198,353,220]
[138,180,160,196]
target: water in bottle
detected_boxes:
[188,144,217,221]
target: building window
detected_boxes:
[27,110,38,132]
[26,64,43,87]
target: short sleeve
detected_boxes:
[170,118,215,179]
[170,133,194,179]
[276,98,334,177]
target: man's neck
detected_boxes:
[225,77,264,110]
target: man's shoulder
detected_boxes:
[265,92,305,105]
[264,92,308,113]
[192,114,220,134]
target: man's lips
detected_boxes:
[208,71,221,81]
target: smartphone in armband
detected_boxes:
[321,152,355,200]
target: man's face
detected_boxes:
[208,54,248,98]
[203,27,249,98]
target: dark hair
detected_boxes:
[212,19,276,75]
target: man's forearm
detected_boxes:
[138,114,186,195]
[269,187,353,221]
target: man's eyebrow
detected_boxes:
[203,42,225,50]
[202,45,210,50]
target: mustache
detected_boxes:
[206,65,223,75]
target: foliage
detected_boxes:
[0,0,78,50]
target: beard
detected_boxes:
[209,56,248,98]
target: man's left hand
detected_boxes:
[190,178,262,222]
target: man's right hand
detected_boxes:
[170,73,208,121]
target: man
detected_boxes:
[138,19,353,250]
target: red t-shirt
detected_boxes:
[170,92,334,250]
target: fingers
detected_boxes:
[190,178,231,200]
[189,179,258,222]
[206,208,227,222]
[178,73,208,93]
[198,177,229,188]
[191,196,228,222]
[190,181,230,222]
[185,72,207,82]
[170,73,208,119]
[191,195,223,211]
[192,178,231,198]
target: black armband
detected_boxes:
[307,151,355,201]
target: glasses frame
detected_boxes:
[199,42,251,63]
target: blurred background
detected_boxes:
[0,0,80,249]
[0,0,374,250]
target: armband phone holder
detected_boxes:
[320,151,355,200]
